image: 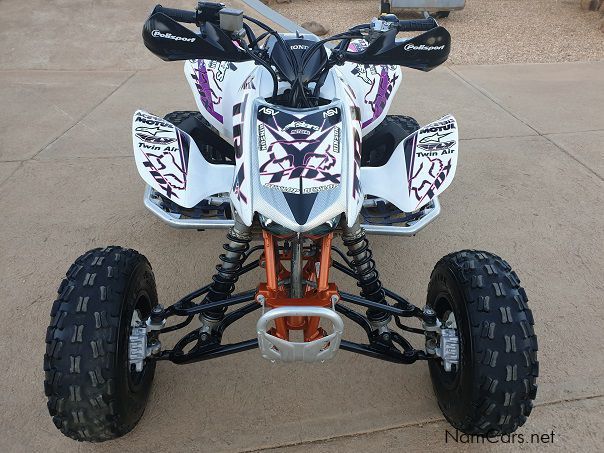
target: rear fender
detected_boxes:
[360,115,458,212]
[132,110,233,208]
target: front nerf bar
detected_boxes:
[143,185,441,236]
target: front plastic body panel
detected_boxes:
[360,115,458,212]
[184,58,262,141]
[132,110,233,208]
[134,34,458,233]
[185,36,402,140]
[338,40,403,135]
[230,72,363,231]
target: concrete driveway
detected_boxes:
[1,1,603,452]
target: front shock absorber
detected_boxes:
[342,223,390,325]
[202,219,252,322]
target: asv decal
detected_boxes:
[151,30,196,42]
[323,108,339,118]
[258,106,279,116]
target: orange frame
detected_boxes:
[257,231,339,342]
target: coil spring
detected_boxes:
[206,230,251,305]
[342,233,385,303]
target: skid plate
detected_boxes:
[256,306,344,363]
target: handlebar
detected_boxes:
[152,3,437,34]
[396,17,437,32]
[362,15,438,34]
[145,3,449,106]
[153,5,198,23]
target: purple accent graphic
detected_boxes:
[347,41,367,53]
[409,156,453,209]
[362,67,398,128]
[193,60,224,123]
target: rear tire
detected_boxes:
[361,115,419,167]
[164,111,234,165]
[44,246,158,442]
[164,110,210,129]
[427,250,538,436]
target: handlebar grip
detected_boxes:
[153,5,198,24]
[397,18,437,32]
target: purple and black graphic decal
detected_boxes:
[256,105,343,195]
[347,42,399,130]
[135,112,190,200]
[232,164,248,204]
[191,60,237,124]
[351,128,362,199]
[358,66,399,128]
[231,100,248,205]
[404,118,456,208]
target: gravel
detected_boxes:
[273,0,604,64]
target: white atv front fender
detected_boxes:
[360,115,458,213]
[132,110,233,208]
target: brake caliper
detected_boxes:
[423,307,460,372]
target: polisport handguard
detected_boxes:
[341,25,450,71]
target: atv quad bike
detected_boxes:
[44,2,538,442]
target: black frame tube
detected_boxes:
[167,339,259,364]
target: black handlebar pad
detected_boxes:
[153,5,198,24]
[397,18,437,32]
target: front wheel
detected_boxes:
[44,246,158,442]
[427,250,538,436]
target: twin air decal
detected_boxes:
[360,115,458,213]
